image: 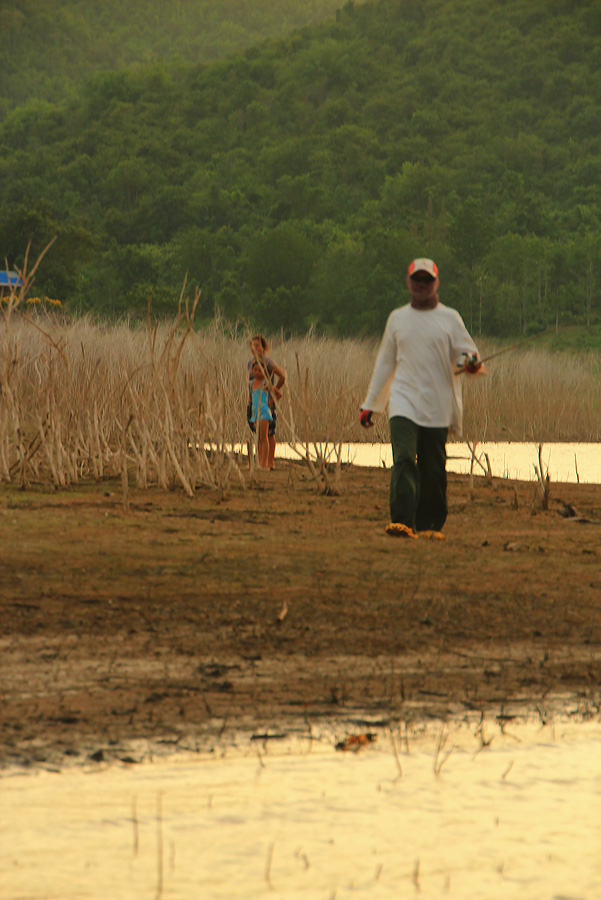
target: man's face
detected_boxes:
[407,271,439,305]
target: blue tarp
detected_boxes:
[0,271,22,287]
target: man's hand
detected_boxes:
[359,408,373,429]
[463,353,483,374]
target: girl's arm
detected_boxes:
[247,386,255,431]
[271,362,286,389]
[269,361,286,399]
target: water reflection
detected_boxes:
[275,441,601,484]
[3,715,600,899]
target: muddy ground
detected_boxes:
[1,459,600,770]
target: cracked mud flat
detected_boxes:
[1,461,600,770]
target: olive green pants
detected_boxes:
[389,416,448,532]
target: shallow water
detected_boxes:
[275,441,601,484]
[3,716,600,900]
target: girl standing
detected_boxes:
[247,334,286,470]
[248,360,274,470]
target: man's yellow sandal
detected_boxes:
[385,523,418,539]
[418,530,445,541]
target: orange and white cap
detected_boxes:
[408,258,438,278]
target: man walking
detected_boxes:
[360,258,483,540]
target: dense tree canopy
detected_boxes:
[1,0,601,336]
[0,0,349,116]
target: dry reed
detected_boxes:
[1,311,600,494]
[462,343,601,442]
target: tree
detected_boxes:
[246,222,319,299]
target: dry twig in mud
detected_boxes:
[433,722,454,776]
[466,440,493,494]
[131,797,139,856]
[534,443,551,510]
[264,841,275,887]
[412,859,421,892]
[389,726,403,778]
[275,600,288,624]
[473,714,494,756]
[502,760,514,780]
[155,792,164,900]
[120,414,134,510]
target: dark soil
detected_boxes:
[1,461,600,769]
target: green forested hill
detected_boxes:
[0,0,349,115]
[1,0,601,336]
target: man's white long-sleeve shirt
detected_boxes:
[362,301,478,437]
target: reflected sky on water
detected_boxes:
[274,442,601,484]
[2,715,600,899]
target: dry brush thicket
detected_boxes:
[0,314,599,495]
[462,344,601,443]
[0,312,364,494]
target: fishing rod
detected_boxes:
[455,331,546,374]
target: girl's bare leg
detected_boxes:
[258,420,270,469]
[268,434,276,470]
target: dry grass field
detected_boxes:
[1,311,601,500]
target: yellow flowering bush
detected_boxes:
[25,296,62,306]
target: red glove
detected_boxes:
[463,353,483,374]
[359,408,373,429]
